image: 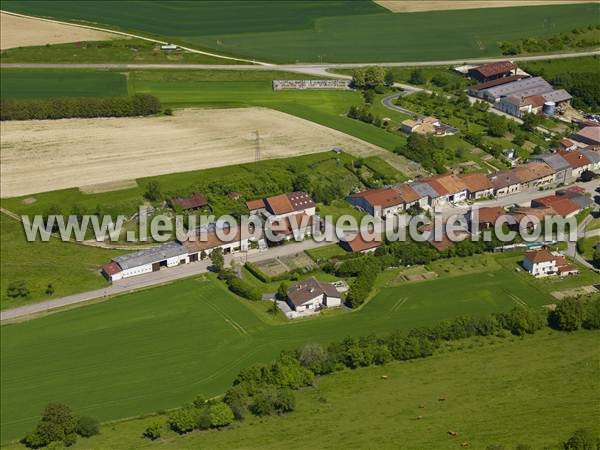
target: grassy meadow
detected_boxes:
[0,38,243,65]
[0,214,123,310]
[2,2,598,62]
[1,252,593,442]
[13,330,597,450]
[0,70,128,99]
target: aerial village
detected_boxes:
[99,61,600,318]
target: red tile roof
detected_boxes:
[102,262,122,276]
[266,194,294,215]
[532,195,580,217]
[471,61,516,78]
[351,188,404,208]
[525,249,556,264]
[558,150,592,169]
[473,206,505,225]
[468,74,525,92]
[341,233,382,253]
[171,192,208,210]
[460,173,492,193]
[246,198,266,211]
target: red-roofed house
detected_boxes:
[247,192,316,221]
[558,150,593,178]
[170,193,208,210]
[468,61,516,83]
[347,185,426,218]
[340,232,382,253]
[522,250,578,278]
[531,195,581,218]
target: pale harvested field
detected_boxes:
[0,107,404,198]
[0,12,118,50]
[375,0,598,13]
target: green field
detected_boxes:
[0,252,580,442]
[2,2,598,62]
[19,330,597,450]
[0,214,124,310]
[0,38,243,64]
[520,55,600,78]
[128,70,405,152]
[0,70,128,99]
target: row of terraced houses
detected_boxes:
[348,147,600,219]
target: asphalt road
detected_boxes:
[3,50,600,73]
[0,237,338,322]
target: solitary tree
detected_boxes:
[384,70,395,87]
[144,181,161,202]
[210,248,225,272]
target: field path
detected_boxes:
[3,50,599,72]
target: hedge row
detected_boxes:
[1,94,161,121]
[244,262,271,283]
[219,270,262,301]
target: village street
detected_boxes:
[0,236,338,322]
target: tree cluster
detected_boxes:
[351,66,392,90]
[219,269,262,301]
[22,403,99,448]
[549,296,600,332]
[167,399,234,435]
[499,25,600,55]
[1,94,162,121]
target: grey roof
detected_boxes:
[483,77,553,100]
[542,89,572,103]
[528,153,570,172]
[580,149,600,164]
[410,181,440,199]
[567,195,592,210]
[114,242,187,270]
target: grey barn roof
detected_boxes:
[113,242,187,270]
[482,77,553,100]
[410,181,440,199]
[580,149,600,164]
[528,153,570,172]
[542,89,572,103]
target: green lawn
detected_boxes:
[2,2,597,62]
[305,243,348,262]
[0,38,243,64]
[0,214,124,310]
[0,70,128,99]
[1,253,579,442]
[22,330,598,450]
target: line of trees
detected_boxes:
[23,298,598,447]
[499,25,600,55]
[1,94,161,121]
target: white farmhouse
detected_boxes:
[286,277,342,312]
[522,249,557,277]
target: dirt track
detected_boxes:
[0,12,118,50]
[1,107,392,198]
[375,0,598,13]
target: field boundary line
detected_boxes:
[202,296,249,336]
[0,10,272,66]
[391,297,408,312]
